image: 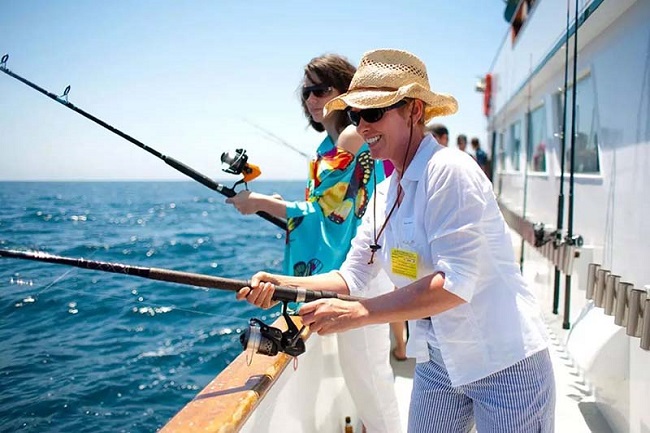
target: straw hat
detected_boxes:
[324,49,458,123]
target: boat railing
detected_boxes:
[160,315,308,433]
[498,200,649,352]
[585,263,650,351]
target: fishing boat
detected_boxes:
[481,0,650,431]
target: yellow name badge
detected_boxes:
[390,248,418,280]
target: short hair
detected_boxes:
[457,134,467,143]
[428,123,448,137]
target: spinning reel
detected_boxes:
[240,301,306,365]
[533,222,584,248]
[221,148,261,190]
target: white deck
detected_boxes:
[388,230,614,432]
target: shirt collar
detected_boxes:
[402,134,441,182]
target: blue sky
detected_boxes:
[0,1,508,181]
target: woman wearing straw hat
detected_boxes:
[237,49,555,432]
[227,53,402,433]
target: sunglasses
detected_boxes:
[301,84,332,100]
[346,100,408,126]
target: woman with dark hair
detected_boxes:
[226,53,401,433]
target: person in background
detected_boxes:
[427,123,449,146]
[226,53,401,433]
[237,48,555,433]
[456,133,468,152]
[471,137,491,180]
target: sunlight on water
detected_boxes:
[0,180,303,432]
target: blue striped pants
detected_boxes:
[408,347,555,433]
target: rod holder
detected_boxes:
[604,274,620,316]
[626,288,646,338]
[641,299,650,351]
[585,263,599,300]
[614,282,632,327]
[594,269,610,308]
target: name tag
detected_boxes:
[391,248,418,279]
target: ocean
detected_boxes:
[0,180,304,433]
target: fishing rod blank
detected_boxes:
[0,54,286,230]
[0,249,359,303]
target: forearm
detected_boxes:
[273,271,350,295]
[254,195,288,219]
[360,272,465,325]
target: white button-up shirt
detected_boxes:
[339,134,548,387]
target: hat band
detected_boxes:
[348,86,399,92]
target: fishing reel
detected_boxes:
[240,301,306,365]
[221,148,261,189]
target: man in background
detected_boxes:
[457,134,468,152]
[427,123,449,146]
[471,137,491,180]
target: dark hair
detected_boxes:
[429,123,448,137]
[457,134,467,143]
[471,137,480,148]
[300,54,356,133]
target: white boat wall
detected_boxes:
[485,0,650,431]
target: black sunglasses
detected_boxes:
[347,100,408,126]
[301,84,332,100]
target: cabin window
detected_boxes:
[555,75,601,174]
[498,131,506,171]
[527,104,547,172]
[508,120,522,171]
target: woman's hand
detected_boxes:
[225,190,262,215]
[236,271,281,309]
[299,298,368,335]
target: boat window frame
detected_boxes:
[552,69,602,176]
[526,101,548,174]
[508,118,523,172]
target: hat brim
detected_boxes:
[324,83,458,123]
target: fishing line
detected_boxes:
[36,281,269,323]
[241,117,311,160]
[7,248,269,322]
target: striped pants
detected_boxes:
[408,347,555,433]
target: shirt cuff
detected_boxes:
[434,259,475,302]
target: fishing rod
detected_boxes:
[0,54,286,231]
[242,118,311,160]
[553,0,571,316]
[563,0,580,329]
[0,248,358,304]
[519,54,533,272]
[0,248,360,359]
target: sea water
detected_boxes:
[0,180,303,432]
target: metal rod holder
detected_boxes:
[626,288,646,338]
[585,263,599,300]
[604,274,620,316]
[641,299,650,351]
[614,282,632,327]
[594,269,609,308]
